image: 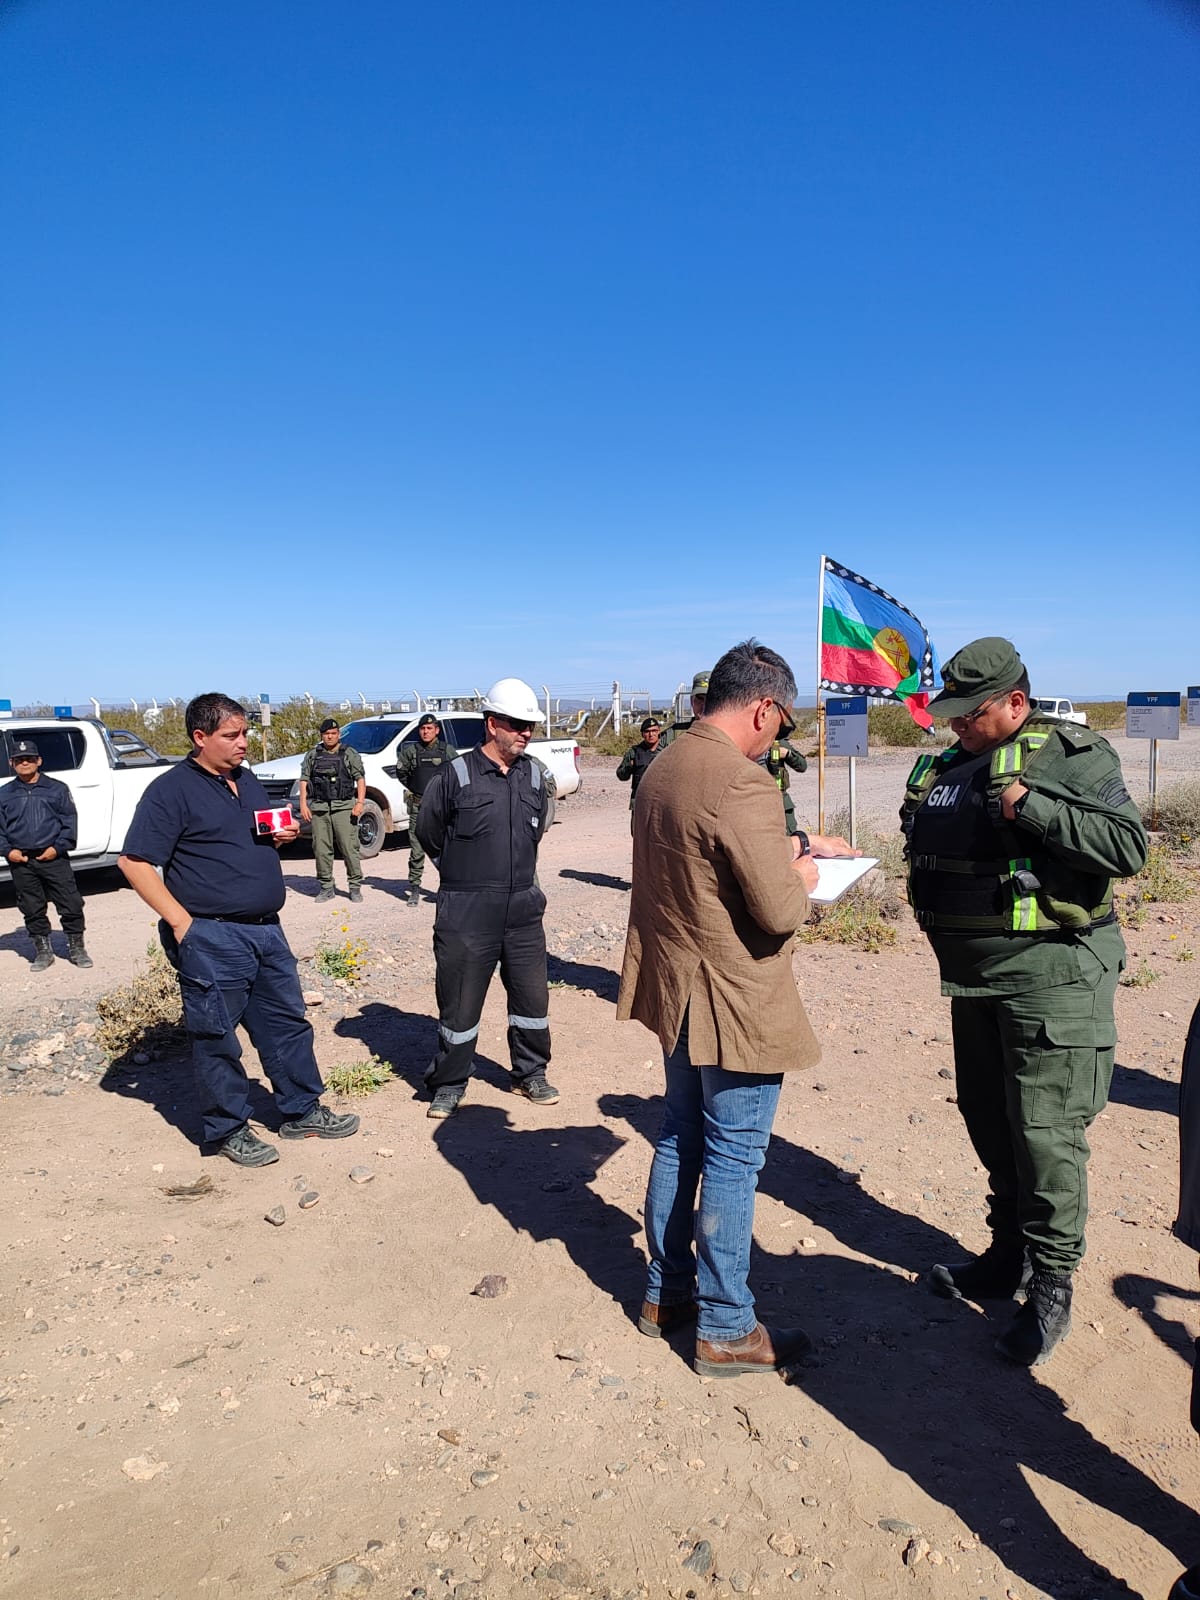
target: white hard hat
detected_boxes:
[481,678,545,722]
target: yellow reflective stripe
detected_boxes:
[1009,857,1038,931]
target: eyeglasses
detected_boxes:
[497,716,535,735]
[769,700,797,739]
[955,695,1002,726]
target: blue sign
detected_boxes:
[1127,692,1181,708]
[260,693,270,704]
[53,705,73,719]
[826,696,868,717]
[0,699,11,715]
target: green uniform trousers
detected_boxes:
[949,961,1119,1275]
[311,805,362,889]
[406,800,425,887]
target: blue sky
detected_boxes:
[2,0,1196,707]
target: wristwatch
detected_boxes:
[795,829,811,857]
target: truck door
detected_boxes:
[1,726,113,857]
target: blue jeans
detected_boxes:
[643,1019,783,1341]
[162,918,325,1145]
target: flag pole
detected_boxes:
[816,553,827,834]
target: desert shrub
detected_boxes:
[824,809,906,880]
[799,895,899,953]
[1138,843,1195,903]
[1120,960,1160,988]
[96,941,185,1061]
[1073,701,1124,731]
[315,925,370,982]
[324,1055,395,1096]
[867,703,951,748]
[1145,778,1200,853]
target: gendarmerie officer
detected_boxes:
[299,718,366,903]
[760,734,808,837]
[616,717,662,834]
[0,738,91,969]
[902,638,1147,1365]
[396,714,457,908]
[119,693,359,1167]
[416,677,557,1119]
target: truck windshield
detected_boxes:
[336,721,406,755]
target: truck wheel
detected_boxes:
[357,799,387,859]
[545,792,557,829]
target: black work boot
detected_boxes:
[31,936,55,972]
[929,1238,1027,1301]
[995,1269,1073,1366]
[67,937,93,969]
[406,884,420,908]
[1168,1564,1200,1600]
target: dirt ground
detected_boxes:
[3,735,1200,1600]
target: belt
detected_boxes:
[207,912,281,926]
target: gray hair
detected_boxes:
[704,639,796,716]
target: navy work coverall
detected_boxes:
[416,746,551,1093]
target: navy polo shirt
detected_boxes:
[122,755,286,919]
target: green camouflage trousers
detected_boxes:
[950,962,1120,1274]
[311,805,362,889]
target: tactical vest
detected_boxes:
[408,741,452,799]
[901,720,1115,935]
[309,746,356,805]
[766,742,791,792]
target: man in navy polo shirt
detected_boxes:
[119,692,358,1166]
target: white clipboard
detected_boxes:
[808,856,879,905]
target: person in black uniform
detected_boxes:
[0,738,91,969]
[118,692,359,1167]
[416,677,557,1119]
[396,713,457,907]
[616,717,662,833]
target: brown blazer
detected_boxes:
[617,720,821,1075]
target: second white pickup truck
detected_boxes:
[1030,697,1089,727]
[252,712,582,858]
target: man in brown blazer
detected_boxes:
[618,638,824,1378]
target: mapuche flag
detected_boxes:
[819,557,939,730]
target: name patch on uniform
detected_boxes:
[925,784,962,809]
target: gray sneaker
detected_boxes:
[348,886,363,903]
[427,1088,463,1120]
[514,1074,559,1105]
[218,1125,280,1166]
[315,885,336,903]
[279,1103,360,1140]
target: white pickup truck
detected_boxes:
[0,718,177,880]
[252,711,582,858]
[1031,697,1089,727]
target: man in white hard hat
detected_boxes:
[415,677,558,1118]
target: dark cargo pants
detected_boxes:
[12,855,85,940]
[162,918,326,1146]
[950,961,1120,1275]
[426,886,551,1093]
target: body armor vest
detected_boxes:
[309,746,356,805]
[902,720,1115,935]
[408,742,451,799]
[766,742,791,792]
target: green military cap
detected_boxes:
[691,670,711,696]
[928,637,1025,718]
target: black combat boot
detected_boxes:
[68,937,93,969]
[406,884,420,908]
[31,936,55,972]
[1168,1564,1200,1599]
[929,1238,1027,1301]
[995,1269,1073,1366]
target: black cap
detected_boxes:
[418,713,440,728]
[319,718,339,733]
[928,637,1025,718]
[10,739,40,760]
[640,717,661,734]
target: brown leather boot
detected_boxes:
[694,1321,813,1378]
[637,1299,698,1338]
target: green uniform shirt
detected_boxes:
[922,722,1147,997]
